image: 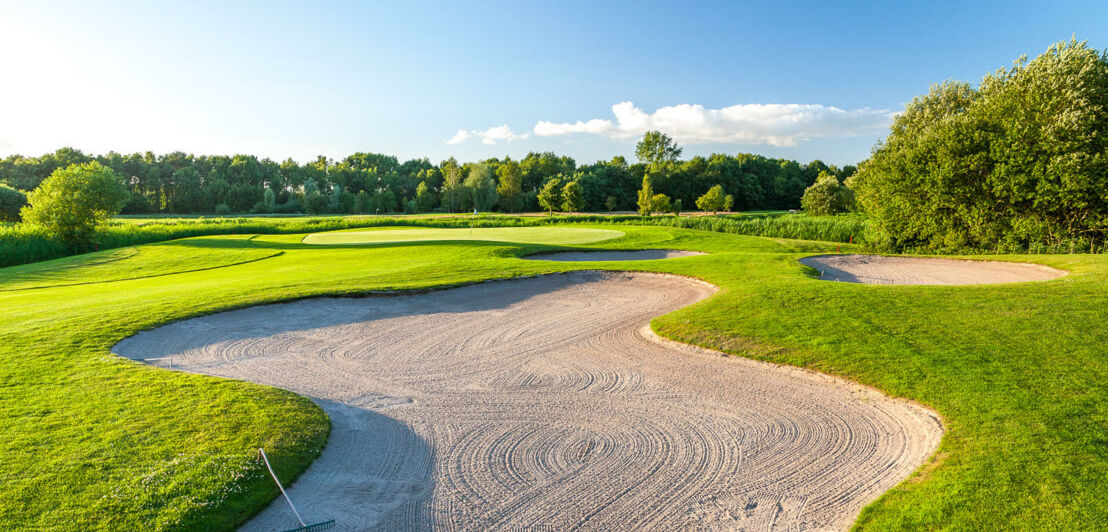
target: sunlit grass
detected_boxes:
[1,224,1105,530]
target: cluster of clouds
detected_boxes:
[448,101,893,147]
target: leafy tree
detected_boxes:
[495,158,523,212]
[263,188,276,212]
[635,131,683,167]
[561,180,584,213]
[374,189,398,213]
[0,144,845,218]
[21,162,129,248]
[328,186,344,212]
[854,38,1108,251]
[605,195,618,212]
[537,178,562,215]
[441,163,464,212]
[302,177,319,196]
[801,172,851,215]
[637,175,655,216]
[414,181,436,213]
[171,167,203,213]
[465,163,498,212]
[651,193,671,214]
[0,184,28,221]
[302,193,328,215]
[355,190,372,214]
[672,198,682,216]
[695,184,733,213]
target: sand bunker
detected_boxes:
[524,249,705,261]
[115,272,941,531]
[800,254,1066,285]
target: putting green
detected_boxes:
[302,226,624,245]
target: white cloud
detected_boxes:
[445,125,528,145]
[531,101,893,147]
[446,130,472,145]
[533,118,612,136]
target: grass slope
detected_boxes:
[1,224,1105,530]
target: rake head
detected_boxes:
[280,519,336,532]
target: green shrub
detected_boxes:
[20,162,129,249]
[0,184,28,222]
[800,172,851,216]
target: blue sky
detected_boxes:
[1,1,1105,166]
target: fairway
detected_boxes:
[302,226,624,245]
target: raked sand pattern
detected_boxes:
[800,254,1066,285]
[115,272,942,531]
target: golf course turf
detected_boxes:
[2,224,1106,530]
[301,226,624,245]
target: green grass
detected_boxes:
[0,213,862,268]
[301,226,624,245]
[1,224,1106,530]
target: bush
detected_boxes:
[0,183,28,221]
[20,162,129,248]
[800,172,851,216]
[695,185,733,213]
[214,203,232,216]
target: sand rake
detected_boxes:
[257,448,336,532]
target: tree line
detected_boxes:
[0,133,855,220]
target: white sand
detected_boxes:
[114,272,942,531]
[800,254,1067,285]
[524,249,705,261]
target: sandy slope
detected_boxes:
[115,272,942,531]
[800,254,1067,285]
[524,249,705,261]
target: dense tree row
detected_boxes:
[0,135,855,217]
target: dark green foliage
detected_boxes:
[0,183,28,221]
[604,195,618,212]
[854,39,1108,252]
[2,146,839,219]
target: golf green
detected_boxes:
[301,226,624,245]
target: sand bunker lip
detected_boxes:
[114,272,942,531]
[800,253,1067,285]
[522,249,705,261]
